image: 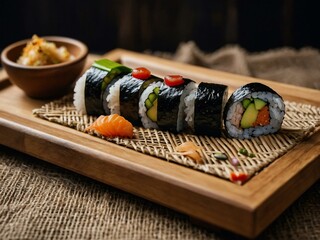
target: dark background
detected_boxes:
[0,0,319,54]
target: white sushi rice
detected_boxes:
[139,81,162,129]
[225,92,285,139]
[183,82,198,131]
[106,77,127,115]
[73,70,87,114]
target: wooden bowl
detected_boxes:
[1,36,88,98]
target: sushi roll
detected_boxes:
[223,82,285,139]
[73,59,131,115]
[184,82,228,136]
[157,75,195,133]
[120,74,161,126]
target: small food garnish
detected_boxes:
[164,75,184,87]
[230,157,239,166]
[175,141,203,164]
[132,67,151,80]
[17,35,74,66]
[239,148,256,158]
[230,172,248,184]
[239,148,249,156]
[86,114,133,138]
[214,152,228,160]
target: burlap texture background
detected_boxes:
[1,45,320,239]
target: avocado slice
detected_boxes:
[147,99,157,122]
[254,98,267,110]
[240,103,259,129]
[242,98,252,109]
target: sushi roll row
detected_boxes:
[74,59,285,139]
[74,59,228,136]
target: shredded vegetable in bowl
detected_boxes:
[17,35,74,66]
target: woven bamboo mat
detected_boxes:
[33,95,320,184]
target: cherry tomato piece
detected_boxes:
[164,75,184,87]
[132,67,151,80]
[230,172,248,184]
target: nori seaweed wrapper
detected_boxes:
[84,67,107,116]
[84,60,132,116]
[194,82,228,136]
[119,74,160,126]
[157,79,192,132]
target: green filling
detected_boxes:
[240,98,267,129]
[92,59,132,91]
[147,99,158,122]
[145,86,160,122]
[153,87,160,95]
[148,93,157,102]
[145,99,153,109]
[242,98,252,109]
[254,98,267,110]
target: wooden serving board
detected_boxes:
[0,49,319,238]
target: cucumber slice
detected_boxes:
[153,87,160,95]
[148,93,157,103]
[145,98,153,109]
[93,59,132,91]
[242,98,252,109]
[254,98,267,110]
[93,59,131,73]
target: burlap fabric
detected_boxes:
[1,45,320,239]
[151,41,320,90]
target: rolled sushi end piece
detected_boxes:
[224,82,285,139]
[139,81,162,129]
[73,59,132,116]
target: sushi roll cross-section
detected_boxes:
[223,82,285,139]
[73,59,131,115]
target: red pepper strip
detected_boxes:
[253,105,270,127]
[230,172,248,184]
[132,67,151,80]
[164,75,184,87]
